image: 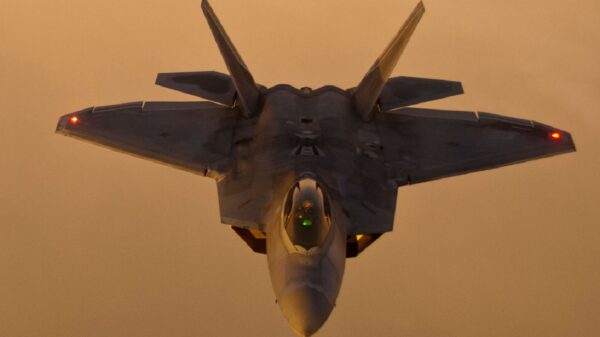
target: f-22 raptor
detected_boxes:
[56,1,575,336]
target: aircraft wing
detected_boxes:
[56,101,238,177]
[376,107,576,186]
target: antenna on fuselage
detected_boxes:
[353,1,425,121]
[201,0,261,118]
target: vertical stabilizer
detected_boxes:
[201,0,261,118]
[354,2,425,121]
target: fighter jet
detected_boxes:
[55,1,575,336]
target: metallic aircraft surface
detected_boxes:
[55,1,576,336]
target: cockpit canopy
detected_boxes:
[282,178,331,250]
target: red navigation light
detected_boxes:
[550,132,561,140]
[69,116,79,124]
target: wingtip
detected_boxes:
[564,130,577,153]
[55,111,80,135]
[55,115,68,134]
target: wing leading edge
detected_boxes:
[377,108,576,186]
[56,101,238,178]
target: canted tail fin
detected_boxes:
[354,1,425,121]
[201,0,261,118]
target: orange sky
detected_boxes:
[1,1,599,336]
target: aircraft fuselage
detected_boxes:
[266,178,346,336]
[55,2,576,336]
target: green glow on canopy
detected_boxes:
[302,219,312,227]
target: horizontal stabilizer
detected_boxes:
[155,71,236,106]
[379,76,463,111]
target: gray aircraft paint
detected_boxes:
[55,1,576,336]
[267,178,346,336]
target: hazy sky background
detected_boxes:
[1,1,599,336]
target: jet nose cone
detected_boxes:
[279,285,334,337]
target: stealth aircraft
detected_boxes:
[56,1,576,336]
